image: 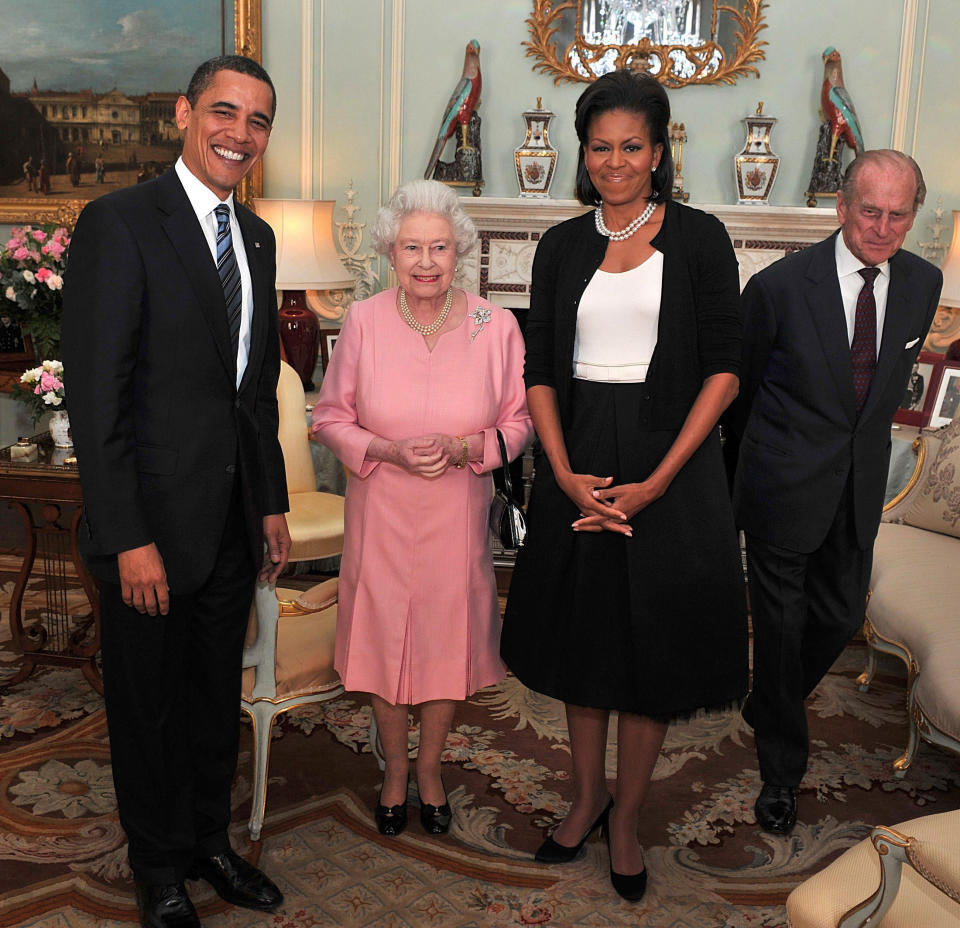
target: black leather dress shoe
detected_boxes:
[754,783,798,835]
[187,851,282,912]
[134,881,200,928]
[535,796,613,864]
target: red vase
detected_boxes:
[277,290,319,390]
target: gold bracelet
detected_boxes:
[455,436,468,469]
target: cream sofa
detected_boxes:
[857,414,960,774]
[786,809,960,927]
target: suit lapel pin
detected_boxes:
[254,241,261,248]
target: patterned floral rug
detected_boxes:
[1,559,959,928]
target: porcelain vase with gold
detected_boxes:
[735,104,780,205]
[514,99,558,198]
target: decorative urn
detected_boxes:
[514,98,558,198]
[734,102,780,205]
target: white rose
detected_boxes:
[43,392,63,406]
[46,274,63,291]
[21,270,35,284]
[4,286,14,301]
[20,366,41,383]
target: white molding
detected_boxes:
[379,0,385,207]
[910,0,931,160]
[461,198,839,242]
[388,0,404,196]
[300,0,316,198]
[891,0,919,151]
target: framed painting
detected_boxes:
[929,364,960,429]
[0,0,261,227]
[894,351,944,428]
[319,329,341,374]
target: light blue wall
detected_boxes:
[258,0,958,259]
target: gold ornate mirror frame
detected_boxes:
[0,0,262,226]
[524,0,768,88]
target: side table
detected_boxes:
[0,434,101,693]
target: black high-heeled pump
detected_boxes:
[375,784,408,837]
[418,795,452,835]
[535,796,613,864]
[604,816,648,902]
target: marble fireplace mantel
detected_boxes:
[456,197,840,308]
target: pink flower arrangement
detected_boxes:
[0,224,70,359]
[13,360,66,424]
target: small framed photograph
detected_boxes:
[895,351,942,427]
[929,364,960,429]
[319,328,340,373]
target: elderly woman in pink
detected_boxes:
[312,179,532,837]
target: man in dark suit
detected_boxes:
[732,150,942,835]
[62,56,291,928]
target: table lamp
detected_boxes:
[252,199,354,389]
[941,211,960,309]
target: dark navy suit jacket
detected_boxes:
[731,232,941,553]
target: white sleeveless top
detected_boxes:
[572,252,663,383]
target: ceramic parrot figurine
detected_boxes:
[424,39,482,180]
[820,47,865,163]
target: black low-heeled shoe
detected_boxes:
[603,819,648,902]
[418,794,452,835]
[375,787,408,836]
[535,796,613,864]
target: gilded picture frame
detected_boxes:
[0,0,262,227]
[525,0,768,88]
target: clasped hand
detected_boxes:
[557,471,663,537]
[391,434,460,478]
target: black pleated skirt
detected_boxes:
[501,379,748,720]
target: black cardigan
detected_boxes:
[523,199,741,431]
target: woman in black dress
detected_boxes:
[501,70,747,901]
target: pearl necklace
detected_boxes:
[398,287,453,336]
[594,201,657,242]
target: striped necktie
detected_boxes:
[851,266,880,415]
[214,203,242,363]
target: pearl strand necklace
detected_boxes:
[594,201,656,242]
[398,287,453,336]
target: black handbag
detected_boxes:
[488,429,526,549]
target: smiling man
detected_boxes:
[62,57,290,928]
[729,150,942,837]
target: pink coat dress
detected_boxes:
[311,288,533,705]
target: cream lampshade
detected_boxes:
[253,199,354,389]
[940,210,960,309]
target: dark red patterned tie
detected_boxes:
[852,267,880,415]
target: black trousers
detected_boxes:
[745,484,872,787]
[99,490,255,885]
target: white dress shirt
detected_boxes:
[175,157,253,388]
[835,232,889,359]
